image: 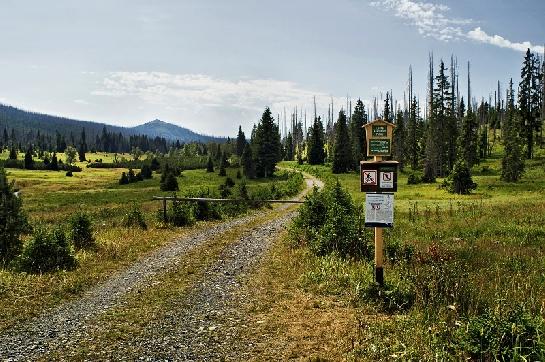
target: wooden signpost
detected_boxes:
[362,119,398,286]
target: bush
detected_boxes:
[69,212,95,249]
[291,180,366,258]
[141,164,153,179]
[454,307,545,360]
[444,159,477,194]
[160,165,179,191]
[168,201,195,226]
[65,170,73,177]
[407,172,422,185]
[17,226,76,273]
[0,167,28,265]
[119,172,129,185]
[122,204,147,229]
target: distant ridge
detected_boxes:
[0,103,226,144]
[131,119,225,143]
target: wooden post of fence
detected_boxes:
[163,198,167,221]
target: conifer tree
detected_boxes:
[9,146,17,160]
[0,166,28,264]
[284,132,294,161]
[252,108,281,178]
[393,110,406,170]
[406,96,420,170]
[24,146,34,170]
[236,126,246,156]
[241,143,255,178]
[332,110,353,173]
[350,99,367,165]
[518,49,541,159]
[50,153,59,171]
[502,79,525,182]
[307,116,325,165]
[218,152,227,176]
[458,98,479,168]
[206,156,214,173]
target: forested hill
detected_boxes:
[0,103,225,151]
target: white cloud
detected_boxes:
[467,27,544,54]
[73,99,90,105]
[371,0,543,53]
[92,72,359,133]
[370,0,471,41]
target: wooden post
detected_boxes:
[163,198,167,222]
[374,155,384,286]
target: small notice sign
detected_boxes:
[365,193,394,228]
[380,171,394,189]
[362,170,377,185]
[372,125,388,137]
[368,139,391,156]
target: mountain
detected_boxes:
[131,119,224,143]
[0,103,225,145]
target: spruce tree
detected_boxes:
[236,126,246,156]
[350,99,367,165]
[332,110,353,173]
[393,110,406,170]
[502,79,525,182]
[218,152,227,176]
[0,166,28,264]
[50,153,59,171]
[9,147,17,160]
[241,143,255,178]
[24,146,34,170]
[160,165,179,191]
[252,108,281,178]
[458,98,479,168]
[307,116,325,165]
[406,96,420,170]
[445,158,477,194]
[518,49,541,159]
[284,132,294,161]
[206,156,214,172]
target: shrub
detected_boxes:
[0,167,28,265]
[160,165,179,191]
[407,172,422,185]
[141,164,153,179]
[361,281,415,313]
[236,169,242,179]
[225,177,235,188]
[65,170,73,177]
[291,186,328,244]
[122,204,147,229]
[127,168,137,183]
[168,201,195,226]
[17,226,76,273]
[453,307,545,360]
[69,212,95,249]
[119,172,129,185]
[444,159,477,194]
[206,156,214,173]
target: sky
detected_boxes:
[0,0,543,137]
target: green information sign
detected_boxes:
[369,139,391,155]
[372,125,388,137]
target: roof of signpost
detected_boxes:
[363,119,396,128]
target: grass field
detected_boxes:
[275,147,545,360]
[0,152,300,331]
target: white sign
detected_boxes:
[380,171,394,189]
[362,170,377,185]
[365,193,394,227]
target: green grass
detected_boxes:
[283,146,545,360]
[0,156,302,331]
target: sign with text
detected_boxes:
[372,125,388,137]
[365,193,394,228]
[360,161,399,193]
[368,139,391,156]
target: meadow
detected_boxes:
[0,152,302,331]
[279,147,545,360]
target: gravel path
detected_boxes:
[0,173,321,361]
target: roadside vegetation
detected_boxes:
[0,142,303,331]
[279,145,545,360]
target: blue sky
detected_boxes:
[0,0,543,136]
